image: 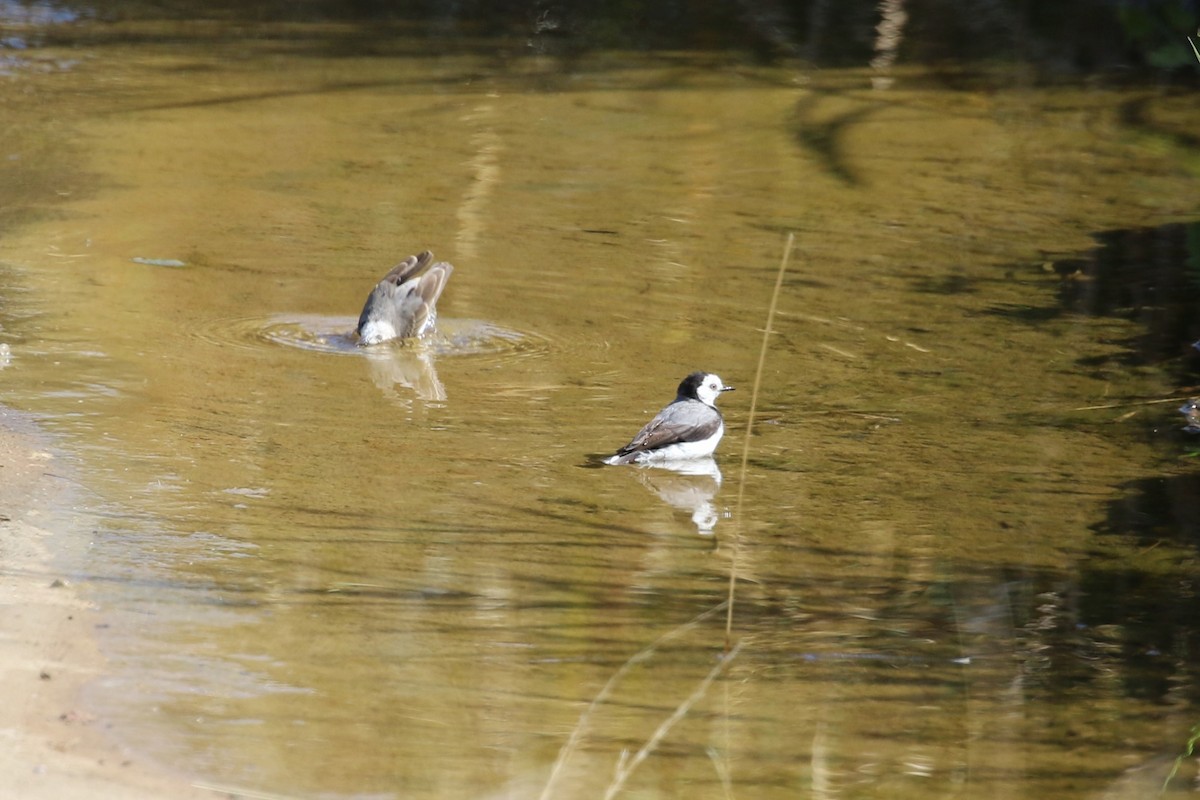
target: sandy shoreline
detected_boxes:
[0,406,221,800]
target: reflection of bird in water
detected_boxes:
[603,372,734,465]
[356,251,454,345]
[362,348,446,403]
[634,457,724,535]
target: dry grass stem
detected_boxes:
[726,233,794,648]
[1072,397,1193,412]
[706,745,736,799]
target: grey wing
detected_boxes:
[378,251,434,287]
[415,261,453,311]
[401,261,454,337]
[614,404,713,456]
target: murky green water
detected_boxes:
[2,13,1200,800]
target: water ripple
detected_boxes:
[196,314,550,361]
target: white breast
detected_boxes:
[633,422,725,463]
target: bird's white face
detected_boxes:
[696,373,730,406]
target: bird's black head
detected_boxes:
[677,371,708,399]
[677,371,733,405]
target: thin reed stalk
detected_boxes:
[725,233,794,649]
[1162,721,1200,791]
[1071,396,1194,412]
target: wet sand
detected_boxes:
[0,407,218,800]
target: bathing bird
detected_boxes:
[356,251,453,345]
[603,372,734,465]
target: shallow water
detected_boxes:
[1,14,1200,800]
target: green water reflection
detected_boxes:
[0,14,1199,800]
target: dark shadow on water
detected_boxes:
[1095,471,1200,550]
[986,221,1200,375]
[789,93,886,186]
[984,303,1064,324]
[1085,471,1200,702]
[1118,94,1200,154]
[911,272,978,295]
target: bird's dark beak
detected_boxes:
[721,385,735,392]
